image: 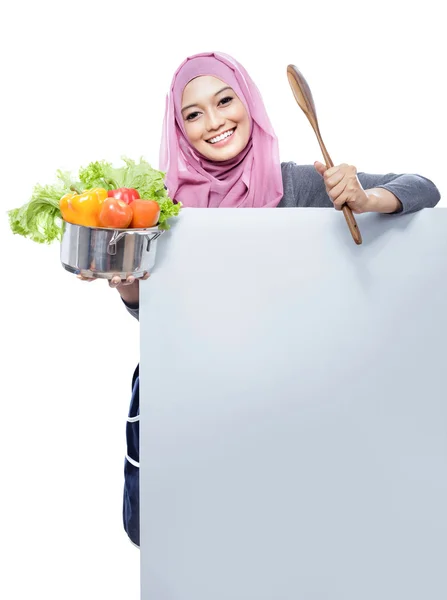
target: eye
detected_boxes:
[185,111,200,121]
[219,96,233,106]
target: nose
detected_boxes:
[205,108,225,132]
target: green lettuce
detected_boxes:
[119,158,181,229]
[8,157,181,244]
[78,157,181,229]
[8,181,70,244]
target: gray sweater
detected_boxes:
[125,162,440,318]
[279,162,440,212]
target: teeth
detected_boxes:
[209,129,234,144]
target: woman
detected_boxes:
[115,51,440,306]
[115,52,440,546]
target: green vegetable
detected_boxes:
[8,181,69,244]
[8,157,181,244]
[78,157,181,229]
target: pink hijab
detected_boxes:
[159,52,284,208]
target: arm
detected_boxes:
[123,299,140,321]
[110,278,140,320]
[357,171,440,214]
[280,162,440,213]
[363,188,402,214]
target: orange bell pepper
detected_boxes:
[60,188,108,227]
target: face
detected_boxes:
[181,75,251,162]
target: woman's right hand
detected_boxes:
[77,272,150,306]
[109,272,150,305]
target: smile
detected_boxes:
[207,128,236,144]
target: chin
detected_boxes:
[213,145,246,162]
[212,151,238,162]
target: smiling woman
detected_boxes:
[154,52,440,215]
[112,51,441,548]
[156,52,285,210]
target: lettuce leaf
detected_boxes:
[8,181,69,244]
[157,195,182,229]
[8,156,181,243]
[78,160,115,190]
[79,156,181,229]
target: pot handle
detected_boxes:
[107,229,163,256]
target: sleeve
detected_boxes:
[357,172,440,214]
[280,162,440,213]
[280,163,333,208]
[122,299,140,321]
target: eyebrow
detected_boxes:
[181,86,233,113]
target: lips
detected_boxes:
[206,127,236,144]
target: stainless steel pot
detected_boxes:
[60,221,163,279]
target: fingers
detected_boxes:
[324,169,346,189]
[108,272,150,288]
[109,275,135,288]
[314,161,327,177]
[327,179,348,210]
[108,276,121,288]
[334,191,357,211]
[321,163,361,210]
[77,271,150,288]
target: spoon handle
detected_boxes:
[314,129,362,245]
[341,204,362,245]
[286,64,362,245]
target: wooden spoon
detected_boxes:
[286,64,362,245]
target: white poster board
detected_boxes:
[140,208,447,600]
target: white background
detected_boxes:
[0,1,444,598]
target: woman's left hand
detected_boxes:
[314,161,372,214]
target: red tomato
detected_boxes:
[130,199,160,228]
[98,198,133,229]
[107,188,140,205]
